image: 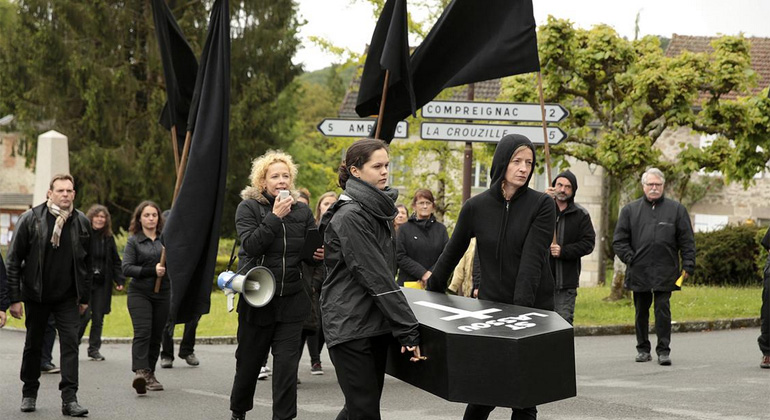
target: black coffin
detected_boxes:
[386,288,576,409]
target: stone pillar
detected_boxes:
[33,130,70,205]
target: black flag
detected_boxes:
[356,0,416,121]
[151,0,198,151]
[371,0,540,142]
[163,0,230,323]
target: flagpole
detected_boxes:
[155,129,192,293]
[171,125,180,172]
[374,70,390,140]
[537,71,559,246]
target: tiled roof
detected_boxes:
[338,62,502,118]
[0,193,33,208]
[665,34,770,100]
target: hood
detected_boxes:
[552,170,578,203]
[489,134,536,201]
[240,185,300,206]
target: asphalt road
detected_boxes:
[1,327,768,420]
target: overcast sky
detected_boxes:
[293,0,770,71]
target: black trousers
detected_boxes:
[127,287,170,372]
[299,329,322,365]
[230,320,303,419]
[21,298,81,402]
[328,334,391,420]
[161,315,200,360]
[633,291,672,355]
[463,405,537,420]
[78,283,109,355]
[41,314,57,366]
[759,271,770,356]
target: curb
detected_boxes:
[4,317,761,344]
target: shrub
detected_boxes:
[693,224,762,286]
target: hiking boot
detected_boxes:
[132,369,148,394]
[658,354,672,366]
[761,355,770,369]
[635,352,652,362]
[310,362,324,375]
[20,397,36,413]
[146,371,164,391]
[183,353,200,366]
[62,400,89,417]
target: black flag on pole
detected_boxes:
[152,0,199,149]
[163,0,230,323]
[356,0,416,121]
[371,0,540,142]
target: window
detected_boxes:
[693,214,728,233]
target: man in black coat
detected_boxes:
[613,168,695,366]
[7,174,92,416]
[545,170,595,325]
[1,251,8,327]
[758,229,770,369]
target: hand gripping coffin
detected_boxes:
[386,288,576,408]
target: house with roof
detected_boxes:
[0,131,35,246]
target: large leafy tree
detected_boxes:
[502,17,770,299]
[0,0,302,234]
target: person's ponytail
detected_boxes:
[338,164,351,190]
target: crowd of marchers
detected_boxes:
[0,134,768,420]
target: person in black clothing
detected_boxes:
[229,150,322,420]
[426,134,555,420]
[396,188,449,287]
[613,167,695,366]
[123,201,169,393]
[7,174,92,417]
[759,228,770,369]
[321,138,423,420]
[544,170,596,325]
[394,203,408,232]
[78,204,125,361]
[1,250,8,328]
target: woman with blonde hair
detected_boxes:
[122,200,168,394]
[229,150,321,420]
[78,204,125,361]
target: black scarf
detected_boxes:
[344,176,399,221]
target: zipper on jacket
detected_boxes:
[280,221,287,296]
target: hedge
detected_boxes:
[692,224,765,286]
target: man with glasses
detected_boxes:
[613,168,695,366]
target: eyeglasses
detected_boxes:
[645,183,663,188]
[415,201,433,207]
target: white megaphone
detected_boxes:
[217,267,276,312]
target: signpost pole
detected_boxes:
[537,72,553,186]
[463,83,475,203]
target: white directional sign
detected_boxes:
[422,100,568,122]
[316,118,409,138]
[421,122,567,144]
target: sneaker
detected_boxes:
[146,371,164,391]
[658,354,672,366]
[231,411,246,420]
[760,355,770,369]
[160,357,173,369]
[182,353,200,366]
[88,351,106,361]
[132,369,148,394]
[41,362,60,373]
[310,362,324,375]
[635,352,652,362]
[258,366,269,380]
[263,366,272,376]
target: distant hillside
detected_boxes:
[298,65,356,87]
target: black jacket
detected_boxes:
[235,187,315,326]
[0,252,8,311]
[427,134,556,310]
[90,233,125,314]
[122,231,168,293]
[396,214,448,285]
[320,176,420,348]
[549,171,596,290]
[613,195,695,292]
[7,203,92,305]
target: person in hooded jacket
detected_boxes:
[320,138,423,420]
[396,188,449,286]
[426,134,555,420]
[758,228,770,369]
[544,171,596,325]
[228,150,322,420]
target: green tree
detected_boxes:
[501,17,770,299]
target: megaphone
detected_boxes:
[217,266,276,312]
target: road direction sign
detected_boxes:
[421,122,567,144]
[422,100,568,123]
[317,118,409,138]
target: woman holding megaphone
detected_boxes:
[229,150,320,420]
